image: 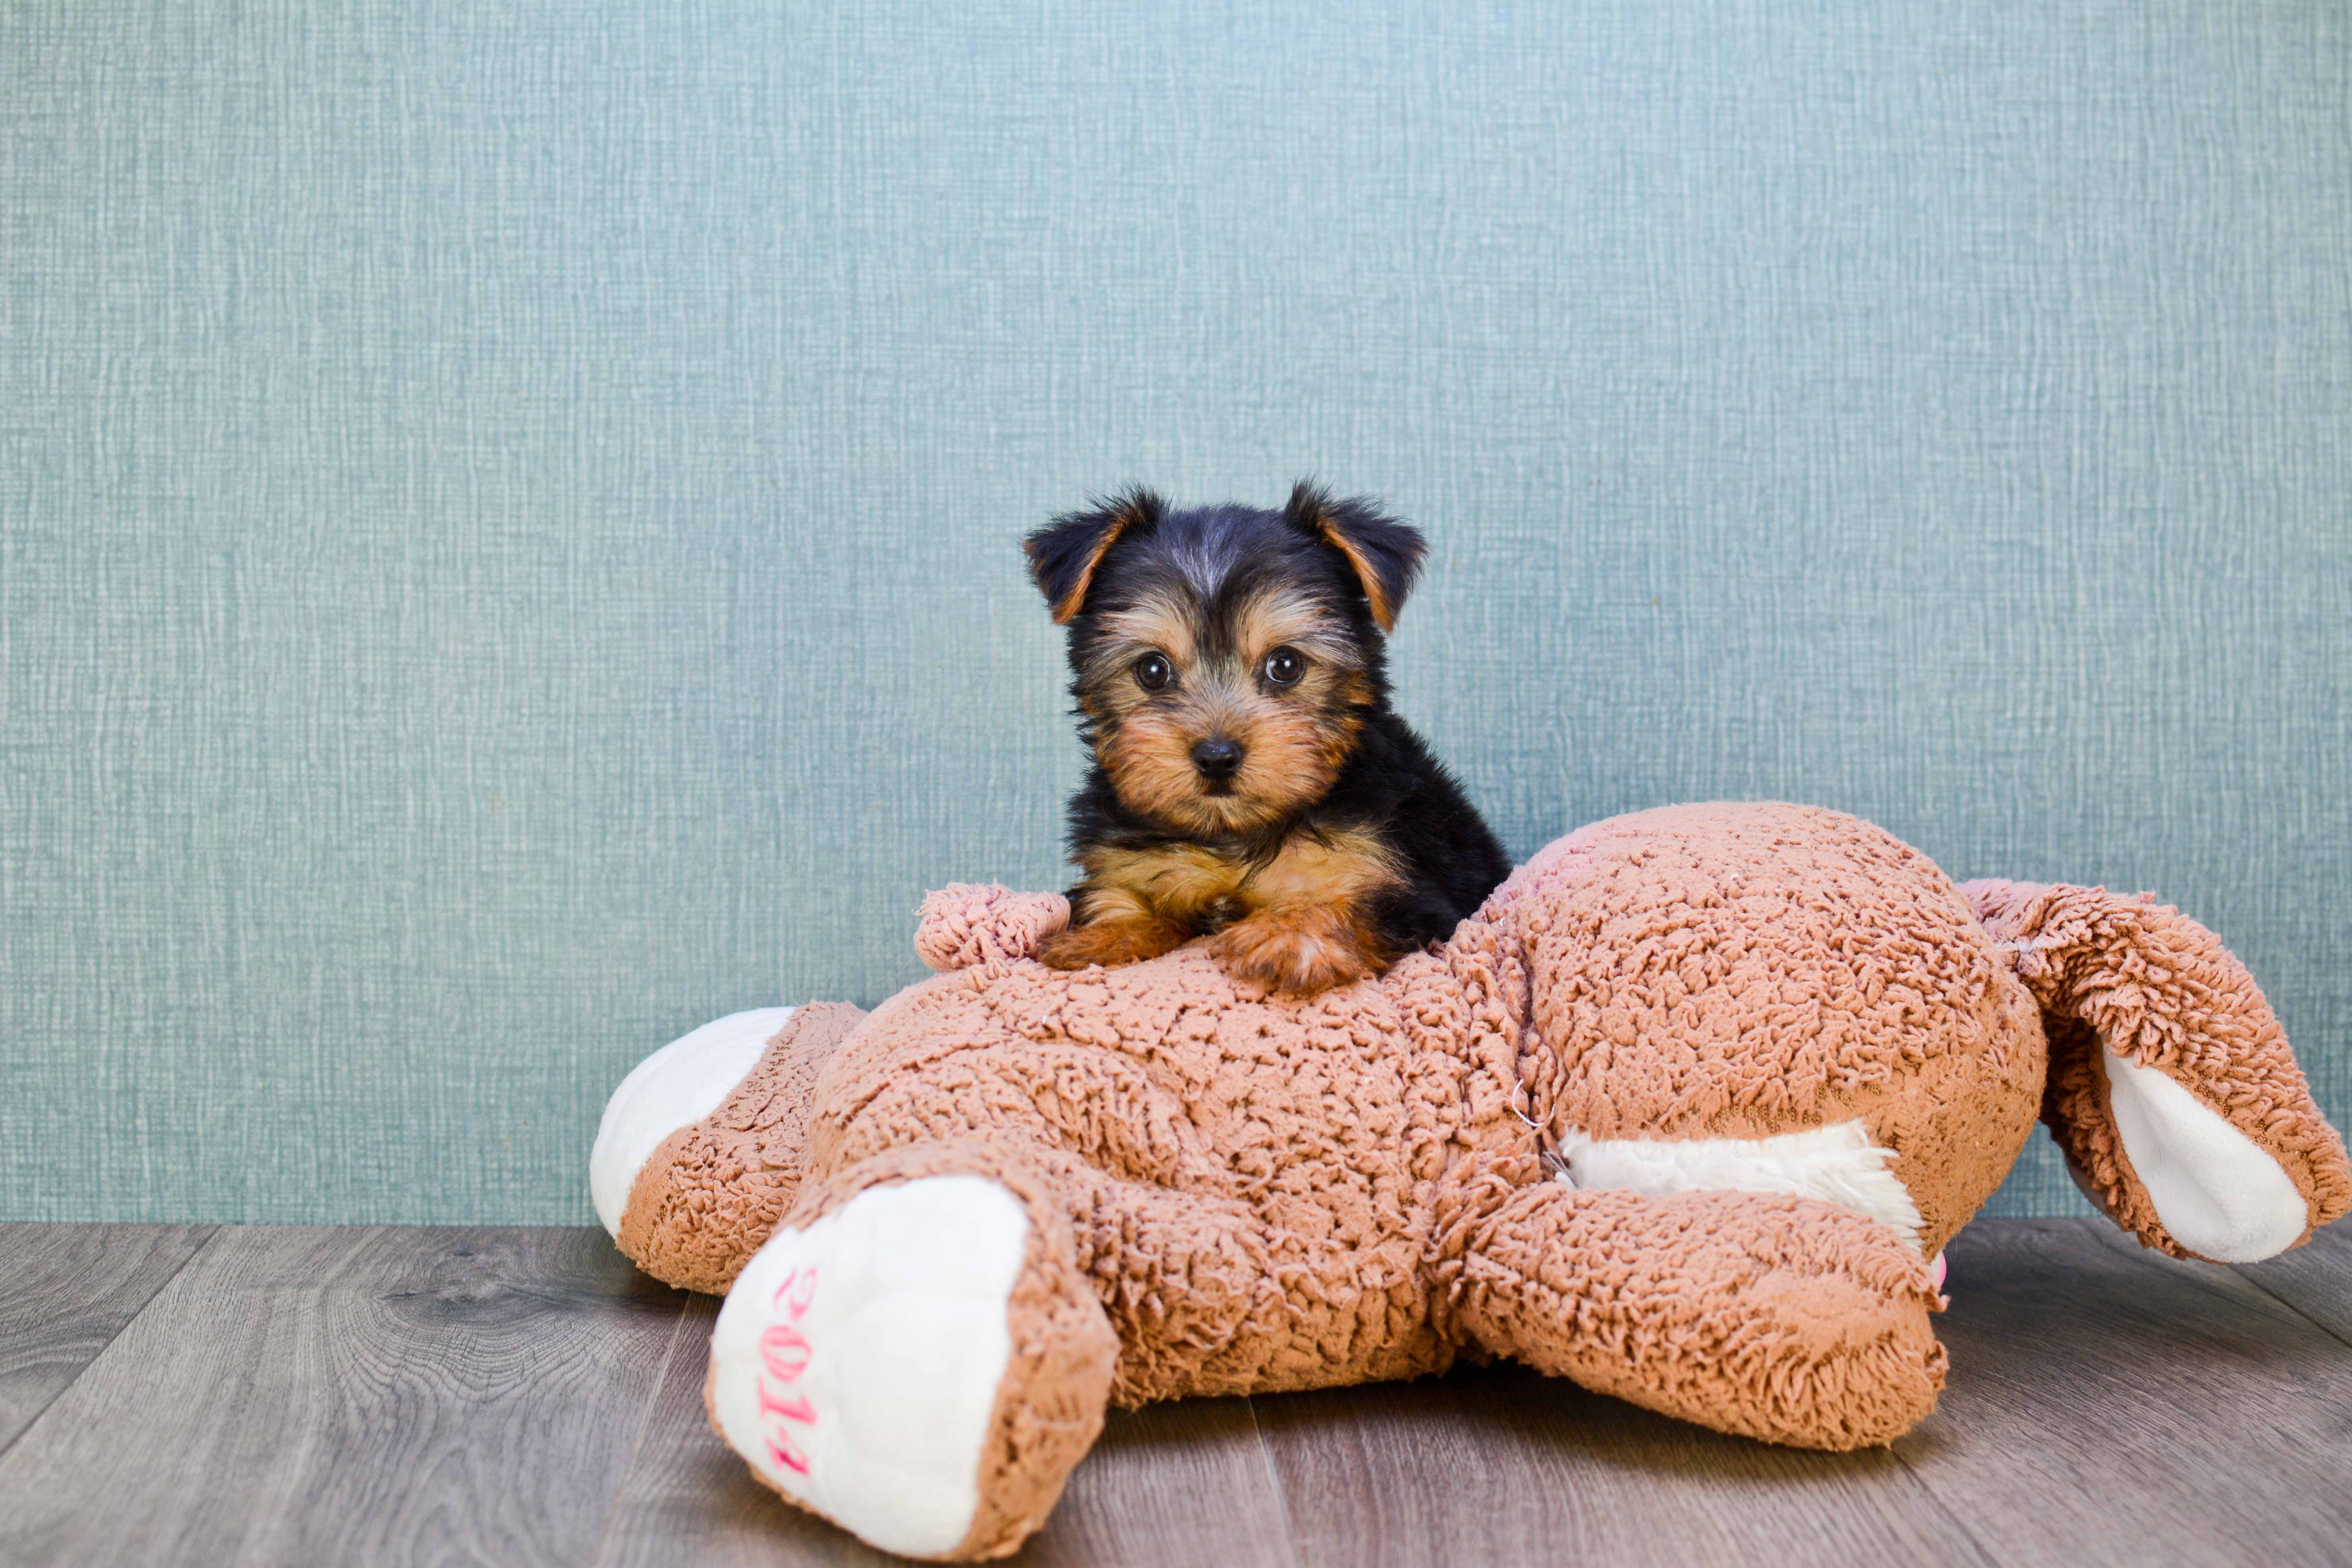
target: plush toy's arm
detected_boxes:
[1962,879,2351,1262]
[915,884,1071,972]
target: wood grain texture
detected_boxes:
[0,1224,214,1455]
[591,1297,902,1568]
[1254,1362,1978,1568]
[0,1227,687,1568]
[1897,1218,2352,1568]
[594,1297,1299,1568]
[2239,1221,2352,1345]
[1021,1399,1298,1568]
[7,1221,2351,1566]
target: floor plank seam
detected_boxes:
[582,1277,698,1568]
[1239,1397,1309,1568]
[0,1223,222,1469]
[2234,1274,2352,1352]
[1885,1440,2008,1568]
[2076,1218,2349,1346]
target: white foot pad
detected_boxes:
[708,1175,1031,1559]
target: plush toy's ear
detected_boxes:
[1963,879,2352,1263]
[1283,482,1425,633]
[1022,488,1164,625]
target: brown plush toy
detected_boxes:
[590,802,2350,1561]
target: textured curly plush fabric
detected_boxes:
[1443,1176,1950,1448]
[619,1003,867,1294]
[913,885,1072,973]
[611,801,2349,1560]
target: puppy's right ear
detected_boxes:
[1023,488,1163,624]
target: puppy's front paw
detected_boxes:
[1208,905,1381,997]
[1036,915,1189,972]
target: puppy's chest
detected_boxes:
[1084,825,1399,931]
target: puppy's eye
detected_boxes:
[1261,646,1306,686]
[1134,652,1175,692]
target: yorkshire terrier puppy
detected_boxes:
[1025,482,1511,996]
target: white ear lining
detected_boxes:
[2102,1048,2307,1263]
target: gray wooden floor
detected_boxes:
[1,1219,2346,1568]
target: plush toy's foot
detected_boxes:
[592,1007,798,1239]
[593,1003,868,1293]
[1448,1182,1947,1450]
[706,1171,1116,1561]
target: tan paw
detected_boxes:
[1036,915,1189,972]
[1207,904,1382,996]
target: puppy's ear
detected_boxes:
[1023,488,1164,624]
[1284,482,1425,633]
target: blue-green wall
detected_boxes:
[5,1,2346,1222]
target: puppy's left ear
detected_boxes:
[1023,488,1164,625]
[1285,482,1426,633]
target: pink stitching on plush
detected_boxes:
[760,1323,811,1381]
[771,1265,819,1315]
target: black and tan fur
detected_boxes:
[1022,484,1511,995]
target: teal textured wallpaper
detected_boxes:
[4,2,2346,1223]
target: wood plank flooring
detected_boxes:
[0,1219,2344,1567]
[0,1225,214,1454]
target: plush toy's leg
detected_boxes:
[704,1141,1118,1563]
[594,1002,868,1292]
[1444,1181,1946,1450]
[1963,880,2352,1262]
[1010,1145,1343,1402]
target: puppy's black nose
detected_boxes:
[1191,736,1244,782]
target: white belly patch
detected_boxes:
[1556,1119,1925,1252]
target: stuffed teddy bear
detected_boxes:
[589,801,2349,1562]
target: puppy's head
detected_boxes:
[1024,483,1426,836]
